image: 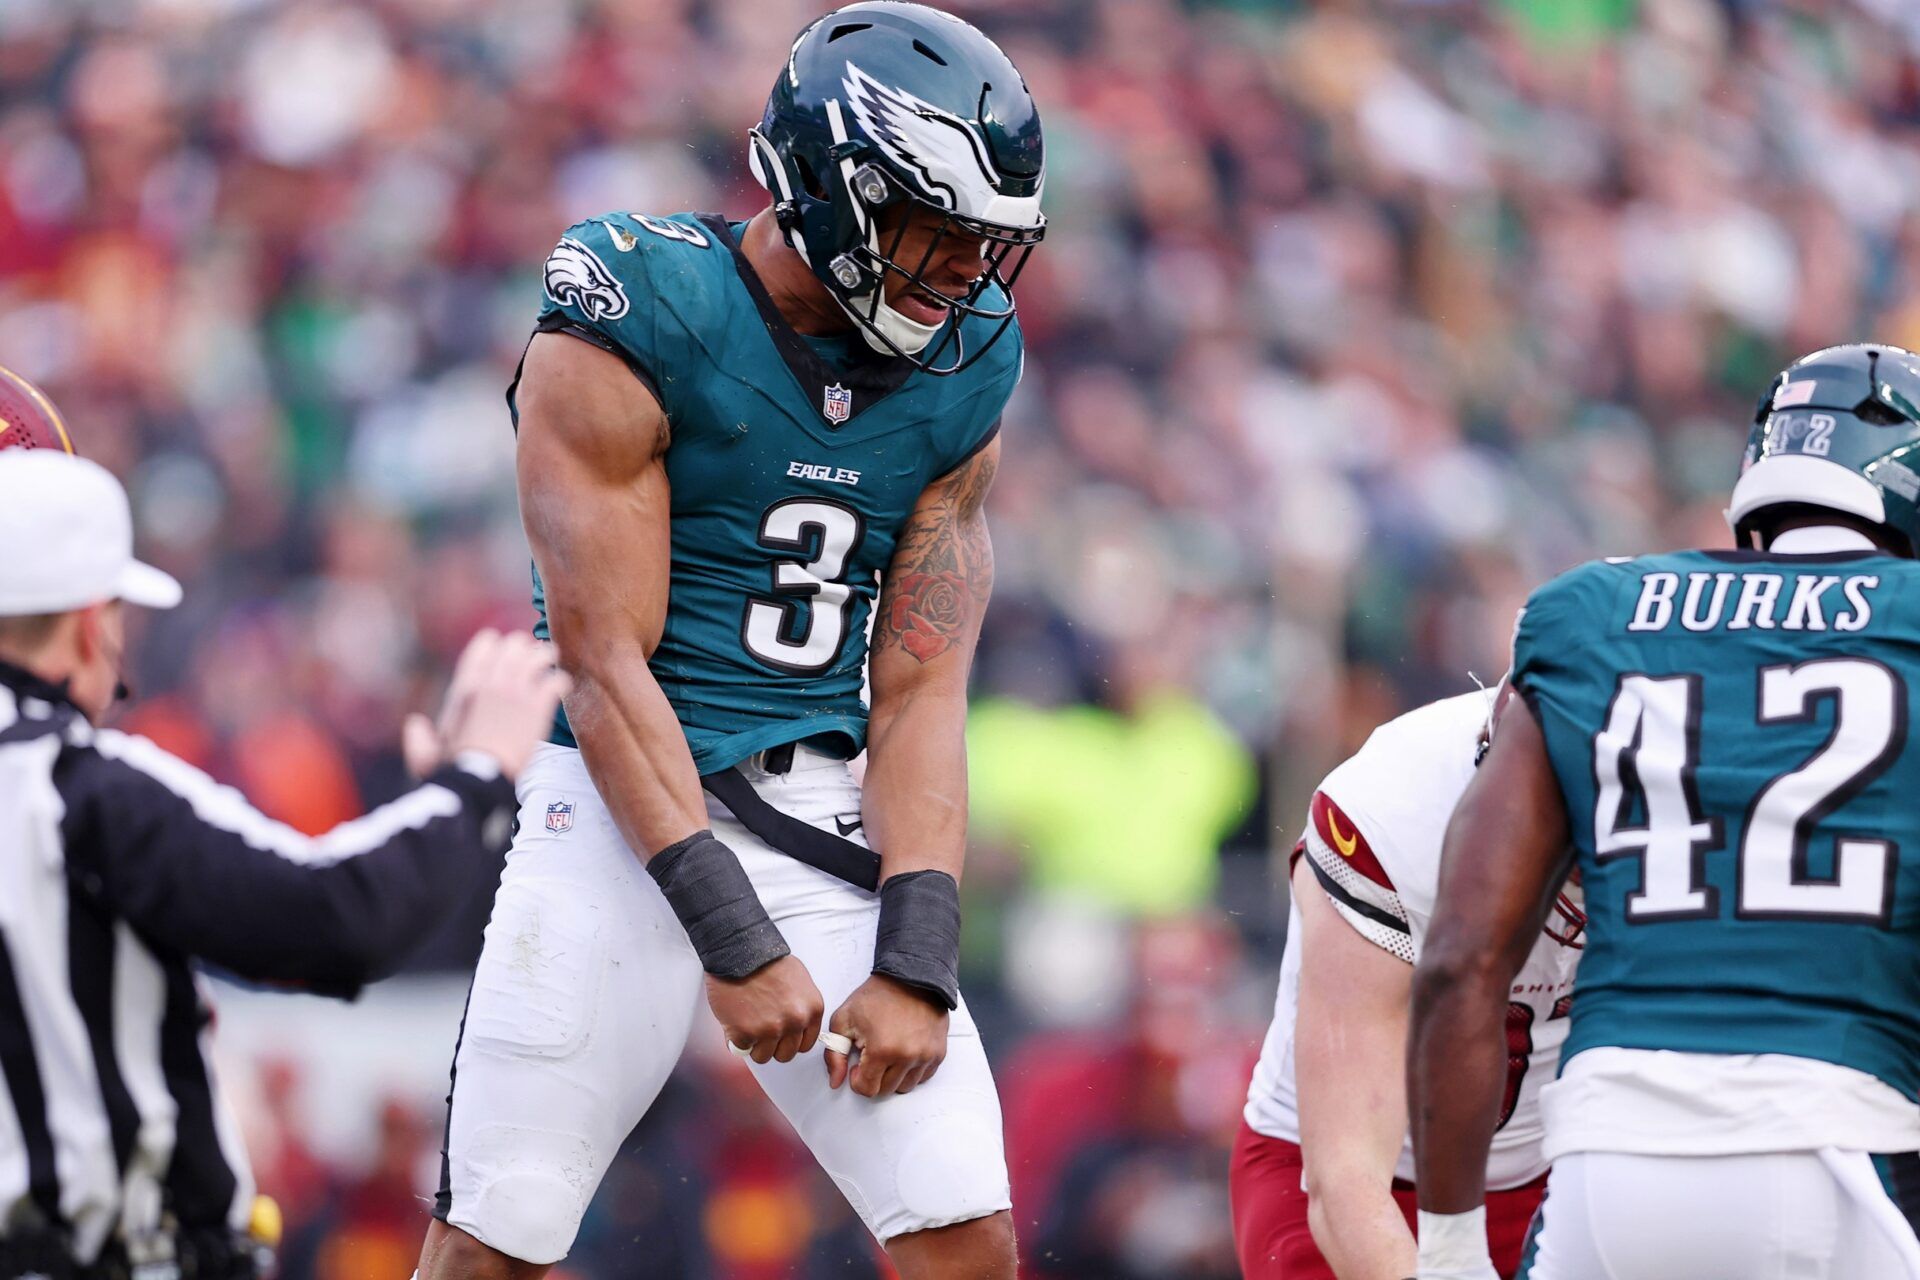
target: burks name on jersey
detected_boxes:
[1623,564,1880,634]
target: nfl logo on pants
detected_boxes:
[545,800,573,834]
[823,383,852,425]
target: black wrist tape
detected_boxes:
[647,829,790,979]
[872,870,962,1011]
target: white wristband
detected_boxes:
[1415,1206,1498,1280]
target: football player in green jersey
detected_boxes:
[415,7,1042,1279]
[1407,344,1920,1279]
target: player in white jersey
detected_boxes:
[1233,690,1584,1279]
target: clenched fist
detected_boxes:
[707,955,825,1064]
[825,973,950,1097]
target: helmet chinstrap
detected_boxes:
[832,192,1040,375]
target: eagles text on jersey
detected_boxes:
[520,210,1021,774]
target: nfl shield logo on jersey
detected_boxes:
[545,800,573,834]
[823,383,853,425]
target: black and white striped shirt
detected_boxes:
[0,661,516,1265]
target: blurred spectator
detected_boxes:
[1008,918,1251,1279]
[969,643,1257,916]
[311,1099,436,1280]
[12,0,1920,1275]
[249,1060,331,1265]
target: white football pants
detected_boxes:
[436,743,1010,1265]
[1528,1149,1920,1279]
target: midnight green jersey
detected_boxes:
[1515,548,1920,1098]
[521,212,1017,773]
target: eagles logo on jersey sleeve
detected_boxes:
[543,236,630,322]
[526,212,726,426]
[1300,790,1415,964]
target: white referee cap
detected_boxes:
[0,451,182,615]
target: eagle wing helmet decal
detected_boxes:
[841,62,1007,216]
[543,236,630,322]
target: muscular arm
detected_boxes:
[820,438,998,1095]
[515,332,708,858]
[861,435,1000,886]
[516,330,819,1060]
[1408,692,1573,1215]
[1293,857,1419,1280]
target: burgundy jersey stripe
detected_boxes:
[1310,791,1395,891]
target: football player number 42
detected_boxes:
[1593,658,1902,923]
[743,498,865,674]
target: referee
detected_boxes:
[0,449,568,1278]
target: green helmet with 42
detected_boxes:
[1729,342,1920,556]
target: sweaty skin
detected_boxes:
[742,202,990,335]
[870,200,993,327]
[742,192,1004,1101]
[515,332,826,1066]
[1292,856,1420,1279]
[827,436,1002,1099]
[421,336,1015,1280]
[460,210,1020,1280]
[1408,693,1574,1216]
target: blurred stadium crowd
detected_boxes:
[6,0,1920,1274]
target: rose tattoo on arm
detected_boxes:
[875,441,997,665]
[885,575,967,663]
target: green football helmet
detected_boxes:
[746,2,1045,375]
[1729,343,1920,556]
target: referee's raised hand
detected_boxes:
[404,629,571,780]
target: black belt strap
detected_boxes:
[700,768,880,892]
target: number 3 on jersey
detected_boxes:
[743,498,865,674]
[1593,659,1903,924]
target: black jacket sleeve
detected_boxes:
[55,729,518,998]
